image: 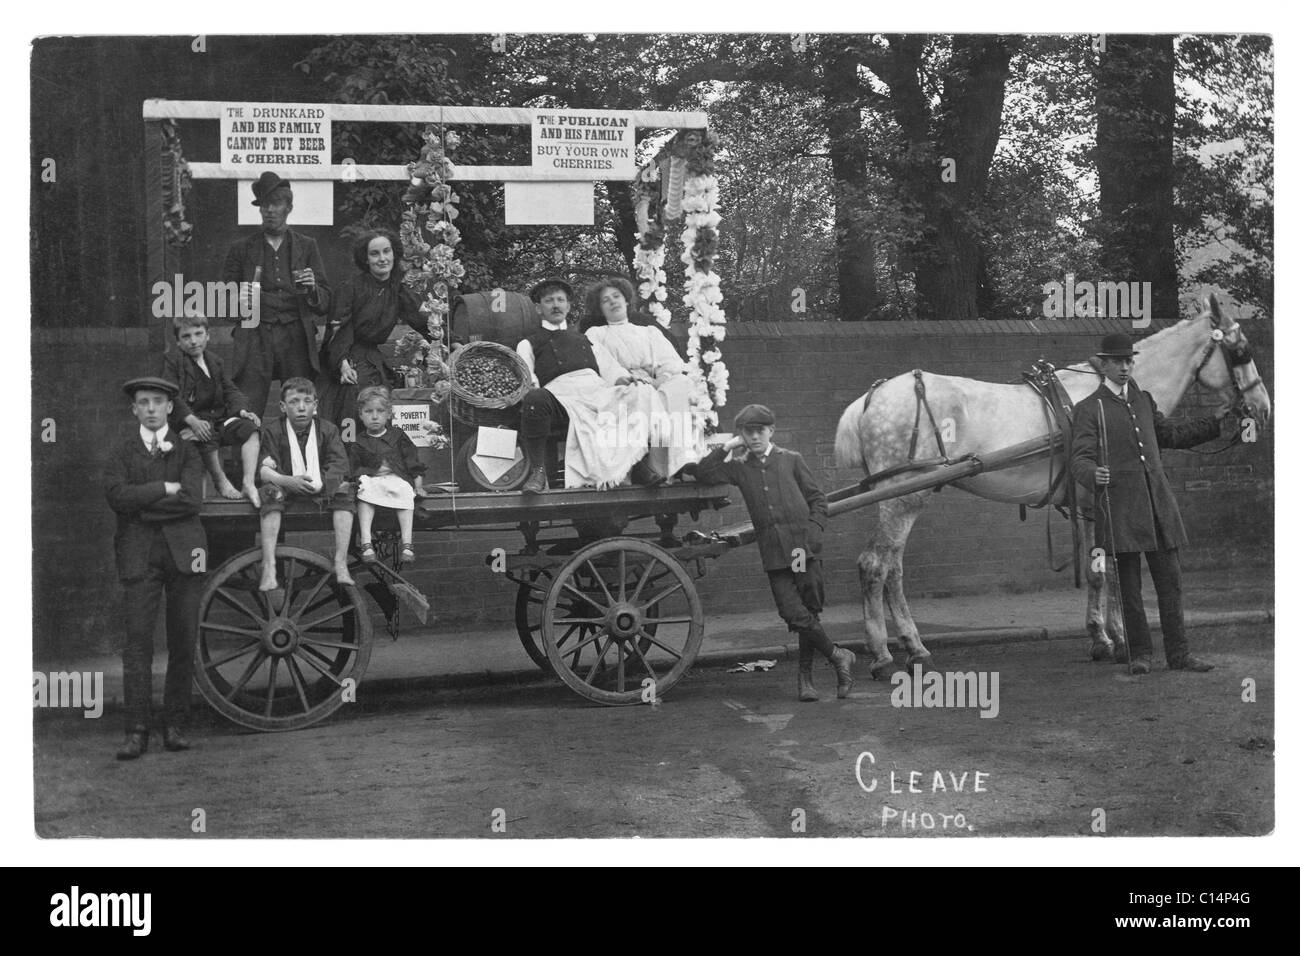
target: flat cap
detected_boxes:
[733,403,775,429]
[122,376,180,399]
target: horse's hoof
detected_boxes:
[870,657,901,680]
[906,653,937,673]
[1090,641,1115,663]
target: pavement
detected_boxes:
[35,565,1273,711]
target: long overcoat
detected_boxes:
[1070,381,1218,553]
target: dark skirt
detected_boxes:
[318,345,400,426]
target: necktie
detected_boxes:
[150,436,160,458]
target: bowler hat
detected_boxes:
[122,376,180,399]
[251,171,292,206]
[1096,333,1139,358]
[529,278,575,303]
[733,404,776,429]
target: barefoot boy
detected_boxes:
[694,403,856,702]
[257,377,355,591]
[163,313,262,506]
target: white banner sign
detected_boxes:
[531,108,636,180]
[221,103,331,171]
[392,404,432,447]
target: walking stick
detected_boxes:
[1097,400,1131,675]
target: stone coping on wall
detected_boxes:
[722,318,1176,337]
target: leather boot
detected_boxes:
[830,646,857,698]
[797,667,819,702]
[629,457,666,488]
[163,726,192,752]
[116,726,149,761]
[521,464,548,494]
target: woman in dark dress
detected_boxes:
[319,229,431,424]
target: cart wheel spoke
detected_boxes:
[293,647,346,686]
[561,627,605,661]
[584,559,617,607]
[228,649,268,696]
[203,640,261,669]
[631,636,660,682]
[264,658,280,717]
[641,580,685,611]
[638,627,683,661]
[584,637,613,683]
[628,557,659,605]
[213,587,263,625]
[282,557,297,611]
[298,604,354,631]
[291,570,333,622]
[286,656,312,714]
[560,580,607,613]
[201,621,261,639]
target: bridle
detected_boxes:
[1193,319,1266,417]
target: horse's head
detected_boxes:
[1192,295,1272,426]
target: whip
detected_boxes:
[1097,398,1131,675]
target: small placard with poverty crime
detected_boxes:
[392,404,432,447]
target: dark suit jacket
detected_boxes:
[1070,380,1219,553]
[259,417,350,498]
[221,228,331,377]
[162,349,250,426]
[695,444,828,571]
[104,428,207,582]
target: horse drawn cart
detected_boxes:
[194,482,736,730]
[192,430,1070,732]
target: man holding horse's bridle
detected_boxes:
[1070,332,1229,675]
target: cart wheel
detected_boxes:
[516,564,656,673]
[542,538,702,705]
[194,547,373,732]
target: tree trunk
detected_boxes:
[1095,35,1178,320]
[820,42,878,320]
[884,35,1014,320]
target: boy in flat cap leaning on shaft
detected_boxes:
[695,404,856,701]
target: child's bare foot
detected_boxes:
[335,564,355,587]
[217,479,242,500]
[242,483,262,509]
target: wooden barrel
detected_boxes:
[451,290,541,350]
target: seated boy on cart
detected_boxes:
[256,377,355,593]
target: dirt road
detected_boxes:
[34,622,1272,839]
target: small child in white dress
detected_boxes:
[349,386,426,566]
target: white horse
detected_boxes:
[832,298,1271,677]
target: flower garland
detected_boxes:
[161,120,192,246]
[396,126,464,399]
[639,129,729,431]
[632,165,672,328]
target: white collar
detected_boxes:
[541,319,568,331]
[1103,379,1128,399]
[140,424,170,447]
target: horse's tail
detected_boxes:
[835,392,870,470]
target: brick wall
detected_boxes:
[32,317,1274,657]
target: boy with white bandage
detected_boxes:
[256,377,355,593]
